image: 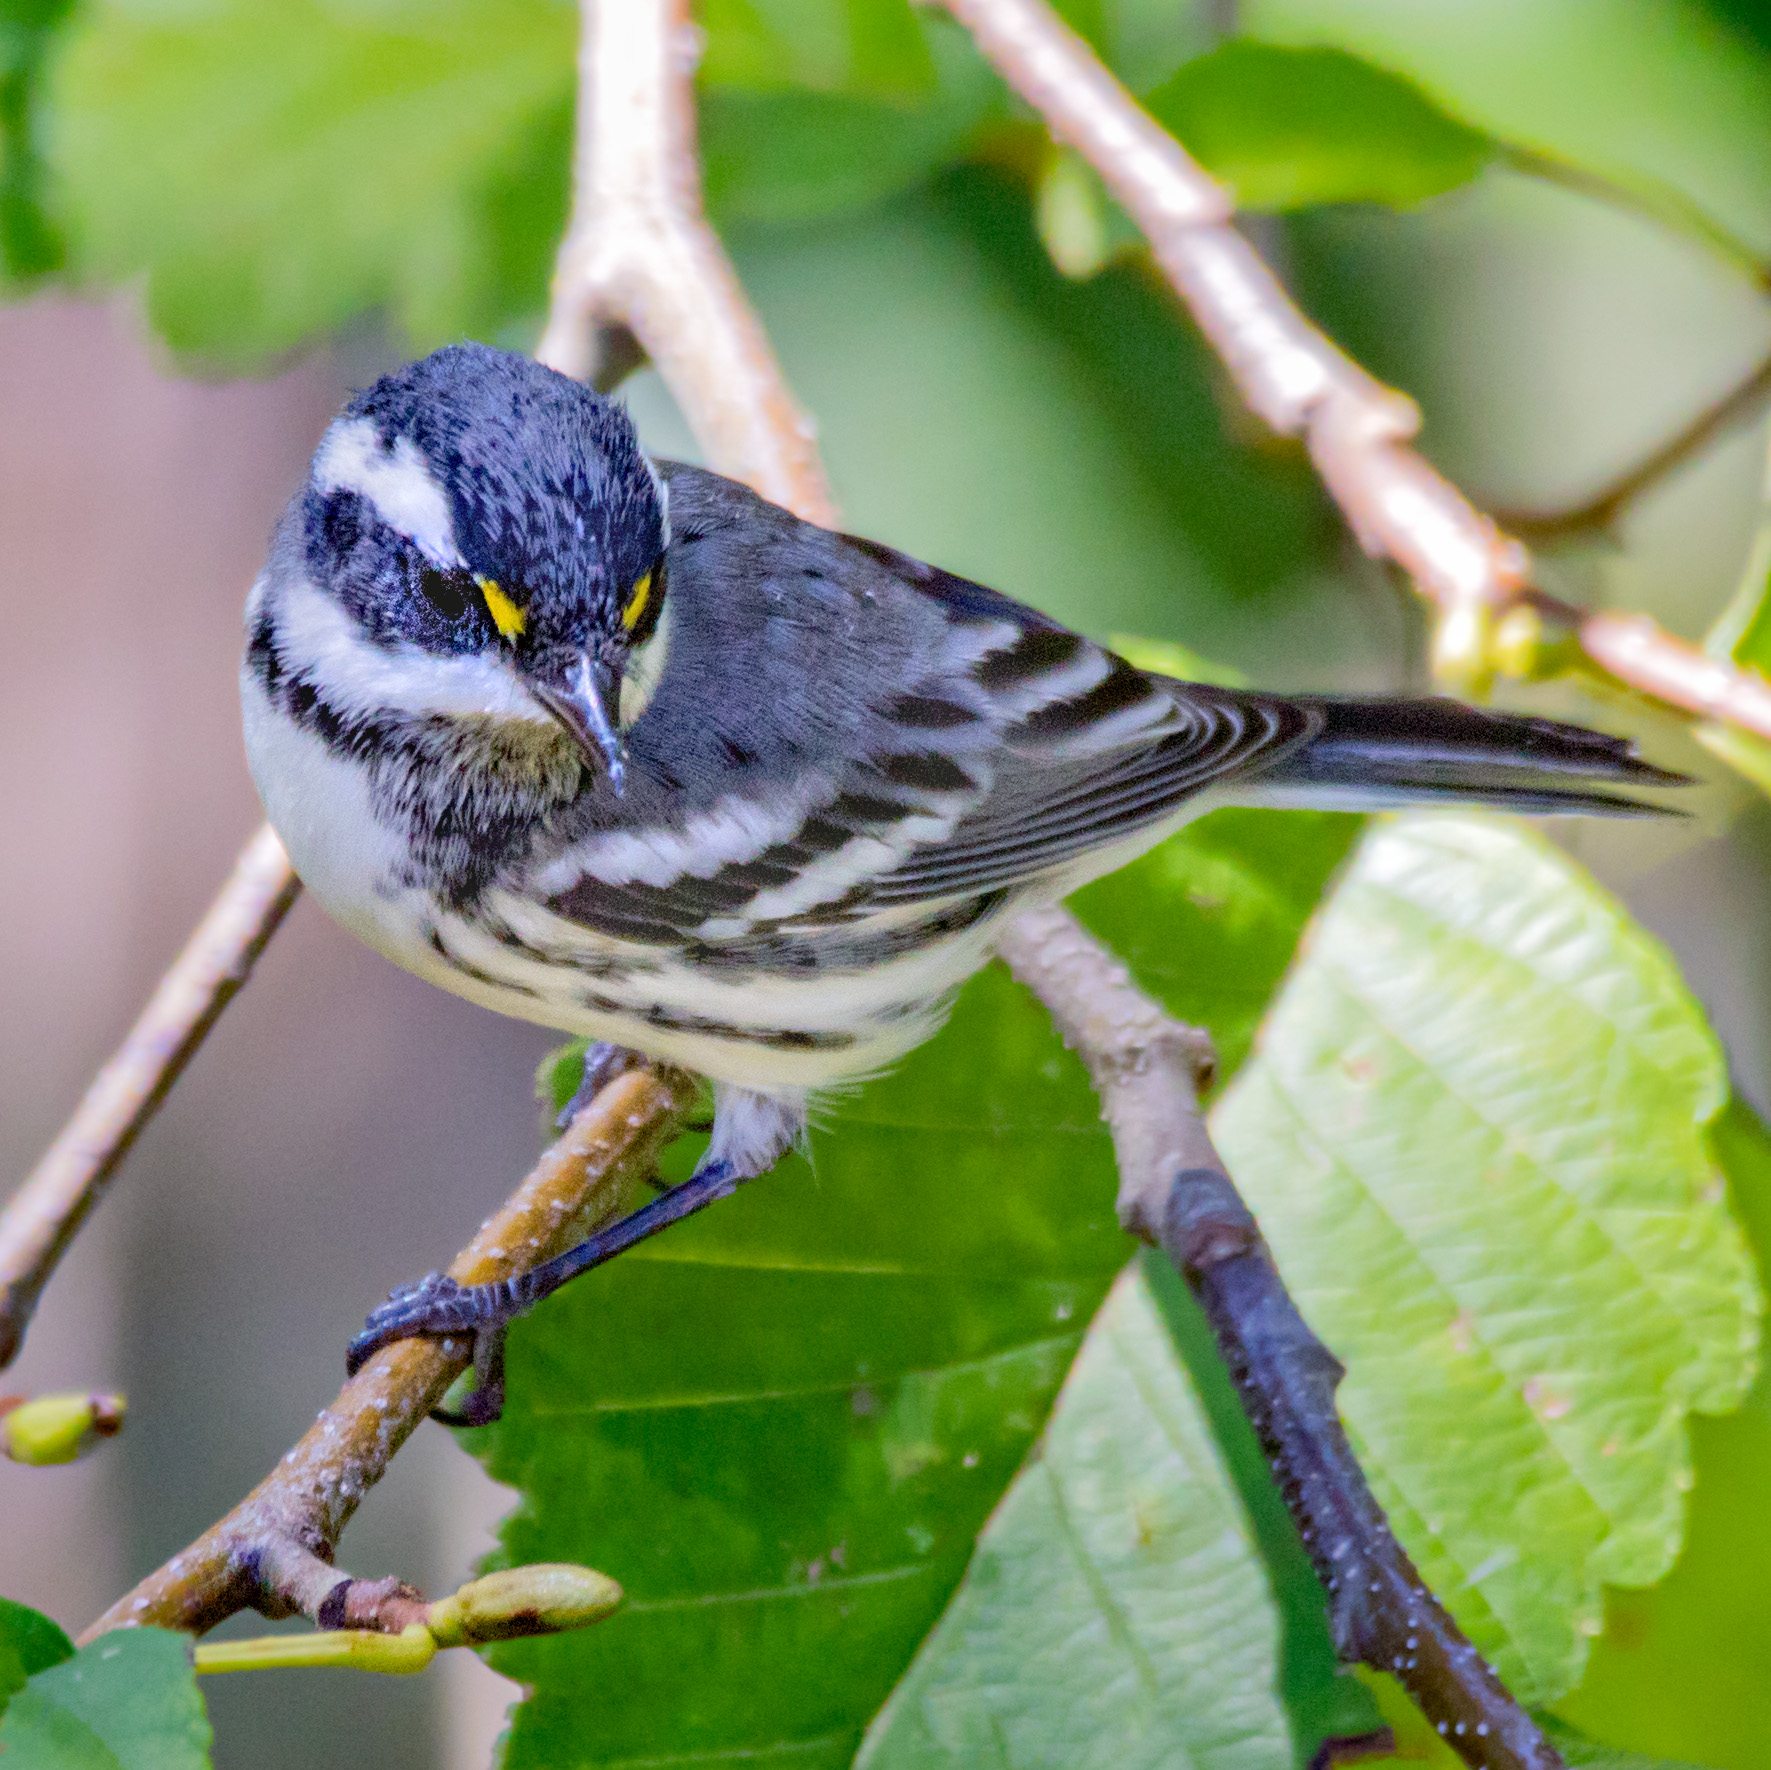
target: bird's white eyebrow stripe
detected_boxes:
[312,417,463,568]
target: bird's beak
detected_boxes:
[534,653,627,794]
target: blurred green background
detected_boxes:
[5,0,1771,1765]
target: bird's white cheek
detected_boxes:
[272,570,551,726]
[619,595,673,727]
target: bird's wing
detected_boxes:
[834,538,1314,906]
[541,470,1312,941]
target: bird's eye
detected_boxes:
[419,563,472,621]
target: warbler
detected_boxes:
[241,343,1679,1415]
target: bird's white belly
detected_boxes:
[241,668,441,970]
[243,667,999,1087]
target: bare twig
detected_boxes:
[1495,350,1771,541]
[536,0,835,523]
[942,0,1771,745]
[82,1066,696,1641]
[998,907,1562,1770]
[0,824,300,1369]
[1502,146,1771,300]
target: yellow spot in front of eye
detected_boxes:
[478,576,526,640]
[621,571,652,632]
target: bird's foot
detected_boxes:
[555,1040,643,1130]
[346,1149,760,1428]
[346,1271,519,1426]
[431,1327,507,1428]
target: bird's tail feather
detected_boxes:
[1250,695,1688,816]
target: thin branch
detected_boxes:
[82,1066,696,1641]
[1494,349,1771,541]
[942,0,1771,746]
[997,908,1561,1770]
[1501,145,1771,301]
[0,823,300,1369]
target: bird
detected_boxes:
[240,341,1682,1420]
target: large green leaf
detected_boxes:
[857,1263,1292,1770]
[473,809,1346,1769]
[1145,42,1495,213]
[41,0,1001,362]
[1070,807,1361,1083]
[1211,813,1761,1705]
[484,964,1124,1770]
[47,0,576,366]
[0,1628,211,1768]
[1243,0,1771,254]
[1552,1101,1771,1770]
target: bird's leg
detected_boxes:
[345,1154,750,1413]
[555,1040,643,1130]
[348,1084,804,1424]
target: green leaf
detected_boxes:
[1242,0,1771,257]
[857,1263,1292,1770]
[47,0,575,366]
[474,808,1343,1768]
[0,1628,212,1768]
[1542,1717,1714,1770]
[0,0,74,281]
[1551,1102,1771,1769]
[0,1597,74,1714]
[1108,633,1248,689]
[1144,42,1496,212]
[1210,813,1761,1705]
[701,20,1001,229]
[480,965,1126,1770]
[700,0,936,100]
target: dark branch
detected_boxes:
[997,906,1562,1770]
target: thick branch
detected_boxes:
[943,0,1771,745]
[0,824,299,1369]
[83,1067,696,1641]
[536,0,835,525]
[998,907,1560,1770]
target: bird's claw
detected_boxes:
[430,1326,507,1428]
[555,1040,641,1130]
[345,1271,512,1426]
[346,1271,484,1372]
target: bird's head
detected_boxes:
[288,342,668,790]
